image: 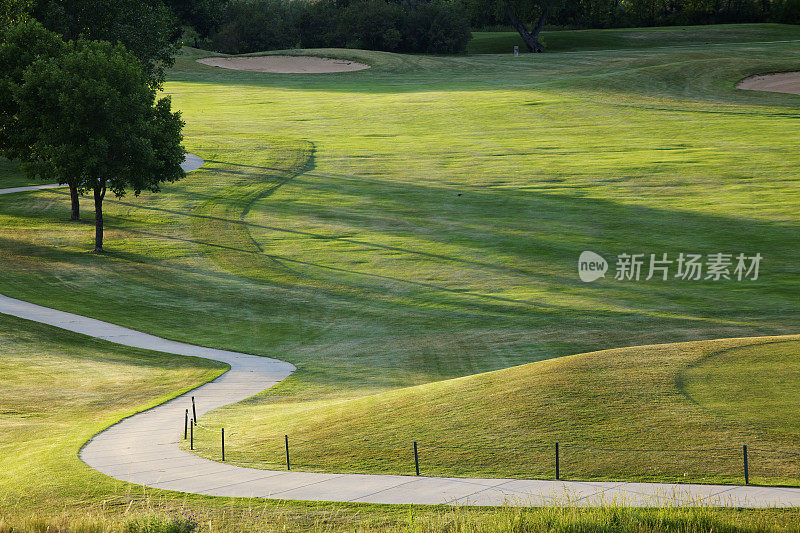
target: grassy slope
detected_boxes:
[5,317,799,531]
[0,314,223,514]
[0,25,799,527]
[0,158,38,188]
[190,336,800,485]
[467,23,800,54]
[0,314,491,532]
[0,33,797,418]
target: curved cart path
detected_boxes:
[0,153,206,195]
[2,179,800,506]
[1,296,799,507]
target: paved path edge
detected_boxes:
[3,173,800,507]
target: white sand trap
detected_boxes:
[737,72,800,95]
[197,55,369,74]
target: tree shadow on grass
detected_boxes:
[12,170,799,337]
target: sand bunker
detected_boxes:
[737,72,800,95]
[197,55,369,74]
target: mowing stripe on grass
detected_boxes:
[1,285,799,506]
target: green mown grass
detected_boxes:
[0,313,222,520]
[467,23,800,54]
[1,23,800,528]
[0,158,39,188]
[5,316,799,531]
[0,30,797,460]
[188,336,800,485]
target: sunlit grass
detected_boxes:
[0,313,225,509]
[189,336,800,485]
[5,315,799,531]
[4,504,800,532]
[1,24,799,530]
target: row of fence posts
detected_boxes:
[182,399,752,484]
[183,397,200,452]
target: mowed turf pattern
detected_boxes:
[1,315,799,530]
[0,23,799,530]
[188,336,800,486]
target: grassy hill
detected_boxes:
[4,313,798,530]
[0,314,228,528]
[189,335,800,486]
[2,40,798,404]
[1,22,800,530]
[467,23,800,54]
[0,158,38,188]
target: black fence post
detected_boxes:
[190,421,194,450]
[192,396,197,425]
[555,442,560,480]
[184,409,188,440]
[222,428,225,461]
[743,445,749,485]
[285,435,291,471]
[413,441,420,476]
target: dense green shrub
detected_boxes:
[402,1,472,53]
[338,0,404,50]
[213,0,298,53]
[772,0,800,22]
[458,0,800,31]
[165,0,227,38]
[211,0,471,54]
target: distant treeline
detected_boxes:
[175,0,798,55]
[462,0,800,30]
[204,0,472,54]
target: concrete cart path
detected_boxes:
[0,183,65,194]
[3,175,800,506]
[0,153,205,196]
[2,295,800,507]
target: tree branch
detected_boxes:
[505,1,546,52]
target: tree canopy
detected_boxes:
[16,39,185,251]
[463,0,800,49]
[211,0,471,54]
[0,0,33,29]
[29,0,180,87]
[164,0,227,39]
[0,20,65,160]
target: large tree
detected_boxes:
[30,0,180,87]
[16,40,185,252]
[0,21,84,218]
[504,0,551,52]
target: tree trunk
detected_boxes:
[506,3,548,52]
[93,181,106,253]
[69,182,80,221]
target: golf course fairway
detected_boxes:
[1,22,799,531]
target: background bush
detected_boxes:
[211,0,471,54]
[213,0,299,53]
[457,0,800,30]
[203,0,797,55]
